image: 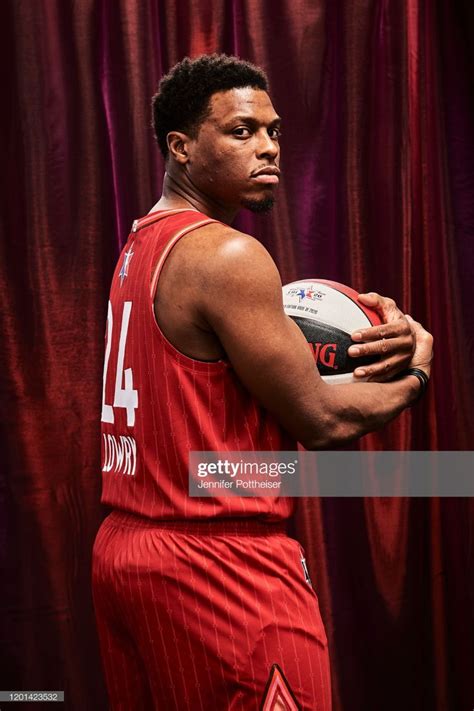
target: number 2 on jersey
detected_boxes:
[101,300,138,427]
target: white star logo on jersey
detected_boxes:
[119,248,134,286]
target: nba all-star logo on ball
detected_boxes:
[287,285,324,302]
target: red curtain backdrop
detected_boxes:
[1,1,473,709]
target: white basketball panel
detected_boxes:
[282,280,372,333]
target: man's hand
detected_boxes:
[348,292,415,381]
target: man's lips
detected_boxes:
[250,166,281,184]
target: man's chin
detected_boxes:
[241,196,276,214]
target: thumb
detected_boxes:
[358,292,378,304]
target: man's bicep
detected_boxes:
[201,238,327,440]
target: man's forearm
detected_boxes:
[305,375,422,449]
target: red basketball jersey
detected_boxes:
[100,209,295,520]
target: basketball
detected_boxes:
[282,279,382,383]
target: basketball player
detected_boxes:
[92,55,433,710]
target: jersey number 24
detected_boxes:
[101,300,138,427]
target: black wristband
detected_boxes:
[400,367,430,403]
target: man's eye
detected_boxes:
[269,128,282,139]
[233,127,252,137]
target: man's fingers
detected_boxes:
[351,297,416,371]
[357,291,383,306]
[353,356,405,381]
[358,292,405,326]
[351,319,412,344]
[348,335,411,359]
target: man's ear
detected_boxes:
[167,131,191,164]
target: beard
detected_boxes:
[241,195,275,214]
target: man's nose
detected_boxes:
[256,130,279,159]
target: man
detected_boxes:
[93,55,433,710]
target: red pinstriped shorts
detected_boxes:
[92,511,331,710]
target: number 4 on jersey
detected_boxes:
[101,300,138,427]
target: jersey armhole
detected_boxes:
[149,218,229,372]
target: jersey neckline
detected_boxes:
[132,208,204,233]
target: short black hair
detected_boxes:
[151,54,269,159]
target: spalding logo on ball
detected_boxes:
[282,279,381,384]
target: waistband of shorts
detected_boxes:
[103,510,289,536]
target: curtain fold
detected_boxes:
[2,1,473,709]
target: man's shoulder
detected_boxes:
[190,220,261,249]
[179,222,283,316]
[154,218,283,358]
[188,221,278,280]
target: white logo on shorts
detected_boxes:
[300,555,312,587]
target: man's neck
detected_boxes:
[149,172,237,225]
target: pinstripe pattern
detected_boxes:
[92,513,331,710]
[94,210,331,709]
[100,209,295,520]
